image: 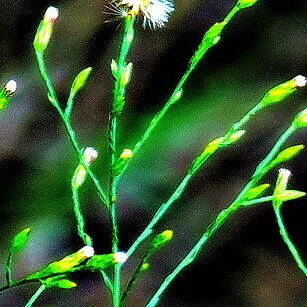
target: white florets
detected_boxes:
[5,80,17,93]
[142,0,174,29]
[45,6,59,23]
[79,246,95,258]
[83,147,99,165]
[114,252,128,263]
[115,0,174,29]
[293,75,306,88]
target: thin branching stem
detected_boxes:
[72,187,93,246]
[109,15,136,307]
[5,253,13,286]
[126,104,262,258]
[24,284,46,307]
[35,51,109,207]
[274,206,307,276]
[146,123,299,306]
[119,3,244,178]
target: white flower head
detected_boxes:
[83,147,98,165]
[5,80,17,94]
[114,0,174,29]
[79,246,95,258]
[44,6,59,23]
[293,75,306,88]
[114,252,128,263]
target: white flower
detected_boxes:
[5,80,17,94]
[44,6,59,23]
[114,252,128,263]
[79,246,95,258]
[293,75,306,88]
[83,147,98,165]
[111,0,174,29]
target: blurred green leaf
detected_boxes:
[9,228,31,254]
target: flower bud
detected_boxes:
[259,75,306,107]
[120,62,133,86]
[120,148,133,159]
[237,0,258,9]
[71,67,92,95]
[71,165,87,189]
[147,230,174,257]
[0,80,17,110]
[271,145,304,166]
[79,246,95,258]
[83,147,98,165]
[33,6,59,53]
[114,252,128,263]
[112,149,133,177]
[223,130,246,145]
[293,108,307,128]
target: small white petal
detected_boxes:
[45,6,59,22]
[79,246,95,258]
[5,80,17,93]
[83,147,98,165]
[114,252,128,263]
[279,168,291,178]
[294,75,306,88]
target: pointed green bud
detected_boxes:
[275,190,306,202]
[147,230,174,258]
[70,67,92,95]
[203,137,224,155]
[191,137,224,173]
[294,108,307,128]
[72,147,98,189]
[44,277,77,289]
[111,59,118,78]
[0,80,17,110]
[190,22,226,67]
[243,184,270,201]
[86,252,128,271]
[140,262,150,272]
[9,228,31,254]
[120,62,133,86]
[112,148,133,177]
[71,164,87,189]
[203,22,227,46]
[259,75,306,107]
[26,246,94,280]
[237,0,258,9]
[33,6,59,53]
[271,145,304,166]
[223,130,246,145]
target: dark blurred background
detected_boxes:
[0,0,307,306]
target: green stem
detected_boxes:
[146,204,238,307]
[24,284,46,307]
[35,48,113,292]
[35,51,109,207]
[146,122,300,306]
[121,250,150,305]
[72,187,93,246]
[120,3,243,176]
[5,253,13,286]
[127,173,192,257]
[109,16,136,307]
[232,124,297,205]
[126,104,263,258]
[274,206,307,276]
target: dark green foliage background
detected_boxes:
[0,0,306,306]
